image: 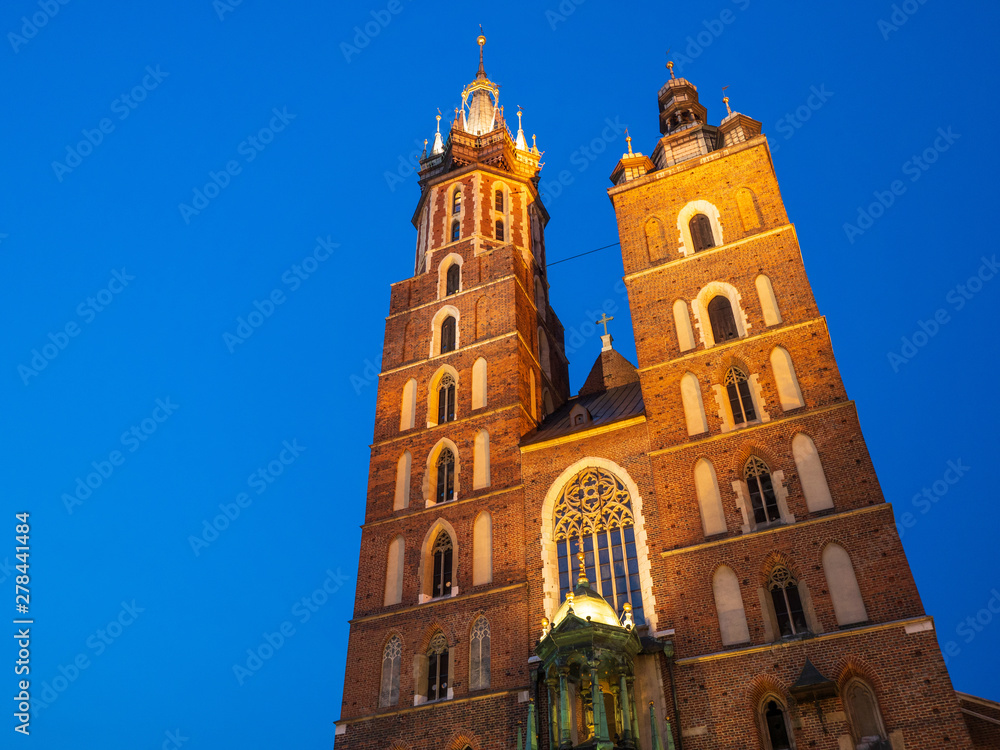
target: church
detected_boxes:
[334,37,999,750]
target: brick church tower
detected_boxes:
[336,43,983,750]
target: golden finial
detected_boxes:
[625,128,633,156]
[666,49,676,80]
[577,552,589,585]
[541,617,550,638]
[722,86,732,116]
[517,106,523,129]
[566,591,575,611]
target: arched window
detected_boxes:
[426,632,449,701]
[446,263,461,296]
[394,452,411,511]
[495,189,504,211]
[708,296,739,343]
[534,276,546,312]
[379,635,402,707]
[689,213,716,252]
[469,617,491,690]
[745,457,780,526]
[822,544,867,626]
[400,378,417,431]
[792,434,833,512]
[553,467,645,625]
[473,430,490,490]
[538,328,551,379]
[436,449,455,504]
[542,389,554,417]
[472,358,488,409]
[737,187,762,232]
[437,373,456,423]
[473,512,492,585]
[495,219,505,241]
[440,316,457,354]
[766,563,808,637]
[713,566,750,645]
[681,372,708,436]
[755,275,782,326]
[761,698,794,750]
[770,347,804,411]
[694,458,727,536]
[844,679,885,744]
[384,536,404,606]
[673,299,696,352]
[452,189,462,214]
[451,220,460,242]
[431,532,453,598]
[725,366,757,425]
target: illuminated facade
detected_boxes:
[335,40,992,750]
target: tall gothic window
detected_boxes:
[431,531,453,597]
[469,616,491,690]
[379,635,402,707]
[452,189,462,214]
[426,632,449,701]
[745,457,780,525]
[689,213,715,252]
[767,563,808,637]
[495,189,504,211]
[451,220,460,242]
[436,449,455,504]
[553,467,645,625]
[446,263,461,296]
[725,366,757,425]
[440,316,457,353]
[495,219,505,242]
[762,699,793,750]
[707,295,739,343]
[438,374,456,423]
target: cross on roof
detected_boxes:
[596,313,614,336]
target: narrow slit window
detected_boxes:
[745,457,780,525]
[436,449,455,504]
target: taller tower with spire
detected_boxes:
[337,42,981,750]
[335,36,569,750]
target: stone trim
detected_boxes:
[674,615,935,665]
[520,416,647,453]
[349,582,525,625]
[336,685,530,727]
[659,504,889,559]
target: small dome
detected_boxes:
[551,585,622,629]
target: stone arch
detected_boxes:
[438,252,464,299]
[673,299,697,352]
[539,457,657,630]
[692,281,750,348]
[834,656,886,697]
[755,274,782,326]
[472,511,492,585]
[677,199,724,257]
[444,733,482,750]
[400,378,417,431]
[394,450,411,510]
[473,430,490,490]
[694,458,727,536]
[821,542,867,626]
[427,364,460,428]
[417,519,460,602]
[770,346,804,411]
[681,371,708,436]
[472,357,487,410]
[736,187,762,232]
[792,432,833,511]
[538,327,552,380]
[423,438,461,506]
[712,564,750,645]
[402,318,418,364]
[430,305,461,357]
[384,535,405,606]
[644,216,667,262]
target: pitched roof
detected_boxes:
[521,380,645,447]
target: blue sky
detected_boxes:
[2,0,998,746]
